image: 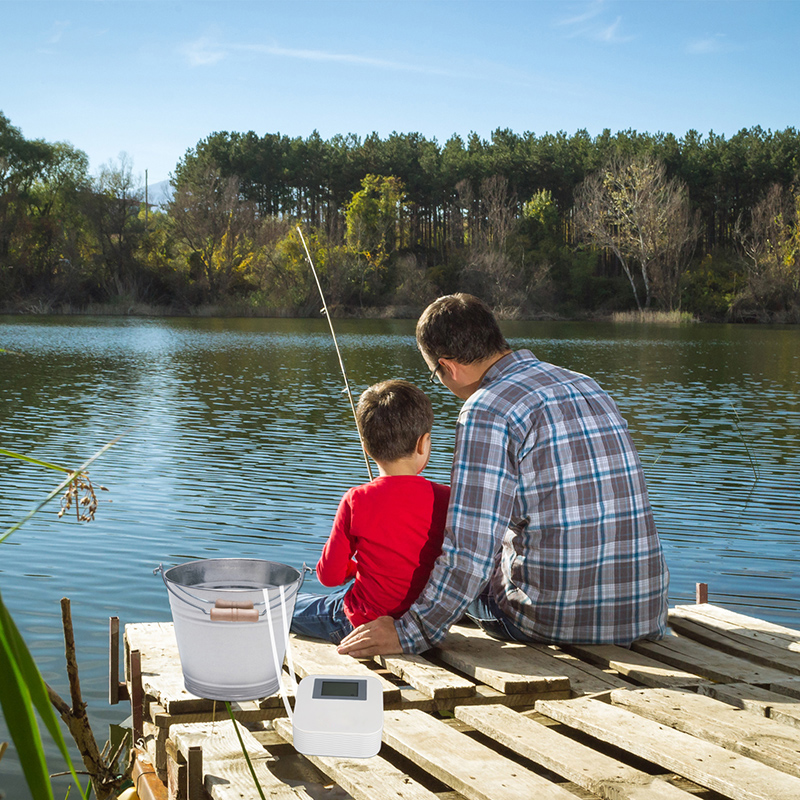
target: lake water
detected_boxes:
[1,315,799,797]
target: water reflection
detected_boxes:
[1,315,799,797]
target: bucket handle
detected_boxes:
[154,563,311,621]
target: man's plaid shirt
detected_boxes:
[396,349,669,653]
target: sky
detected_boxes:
[2,0,799,186]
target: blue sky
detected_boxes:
[2,0,799,184]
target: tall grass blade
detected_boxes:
[0,597,54,800]
[225,702,267,800]
[0,596,89,800]
[0,449,71,473]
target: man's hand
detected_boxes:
[337,615,402,657]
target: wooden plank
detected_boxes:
[536,695,800,800]
[541,647,636,695]
[668,613,800,677]
[433,624,571,695]
[455,704,696,800]
[382,708,577,800]
[288,635,401,702]
[272,717,441,800]
[375,652,476,699]
[771,677,800,700]
[610,687,800,778]
[698,682,800,730]
[672,604,800,643]
[633,634,796,684]
[170,720,310,800]
[562,643,708,688]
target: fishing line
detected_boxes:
[296,226,373,480]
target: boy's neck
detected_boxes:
[375,455,424,478]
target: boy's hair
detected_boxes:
[416,293,510,365]
[356,380,434,463]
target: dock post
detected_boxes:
[187,745,203,800]
[109,616,129,704]
[131,649,144,744]
[695,582,709,604]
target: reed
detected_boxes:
[1,439,120,799]
[611,309,697,324]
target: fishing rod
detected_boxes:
[296,226,374,480]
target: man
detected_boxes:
[338,293,668,657]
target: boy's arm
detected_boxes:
[316,492,358,586]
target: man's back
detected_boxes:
[469,351,669,644]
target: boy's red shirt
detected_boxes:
[316,475,450,626]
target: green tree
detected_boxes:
[345,174,408,306]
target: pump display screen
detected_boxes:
[312,678,367,700]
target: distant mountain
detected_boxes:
[145,179,173,208]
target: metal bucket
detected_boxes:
[158,558,303,701]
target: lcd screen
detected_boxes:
[318,679,361,698]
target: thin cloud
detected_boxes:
[180,37,227,67]
[686,34,727,55]
[48,21,70,45]
[555,2,633,44]
[179,36,462,78]
[237,42,414,71]
[557,1,606,28]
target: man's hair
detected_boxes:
[356,380,434,463]
[416,293,510,364]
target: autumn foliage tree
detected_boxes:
[573,155,700,310]
[734,184,800,319]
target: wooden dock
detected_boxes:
[118,599,800,800]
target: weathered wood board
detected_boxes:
[609,687,800,778]
[455,703,696,800]
[669,605,800,675]
[288,634,401,702]
[170,720,309,800]
[375,652,476,699]
[433,623,571,694]
[382,708,579,800]
[537,695,800,800]
[633,633,797,684]
[272,717,442,800]
[562,643,708,688]
[699,681,800,729]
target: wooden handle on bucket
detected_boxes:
[214,599,256,609]
[210,599,258,622]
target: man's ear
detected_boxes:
[416,431,431,455]
[439,357,463,382]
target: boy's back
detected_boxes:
[318,475,450,625]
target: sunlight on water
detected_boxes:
[1,315,799,796]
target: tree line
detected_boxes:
[2,109,799,321]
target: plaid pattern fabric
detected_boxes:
[396,350,669,653]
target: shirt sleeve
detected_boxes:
[316,492,358,586]
[395,404,518,652]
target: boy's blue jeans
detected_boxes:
[290,583,355,644]
[290,584,530,647]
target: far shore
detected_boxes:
[0,302,714,325]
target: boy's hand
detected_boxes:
[337,616,402,657]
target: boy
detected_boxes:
[291,379,450,644]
